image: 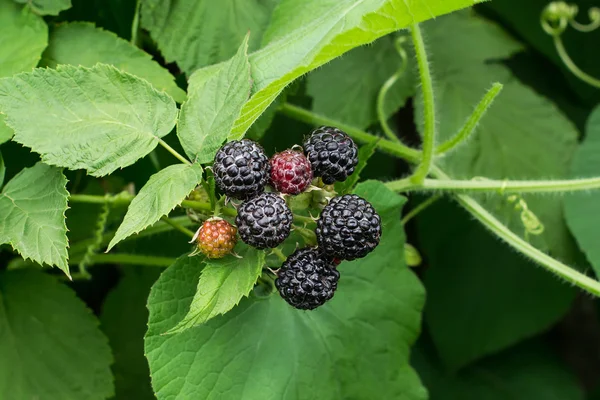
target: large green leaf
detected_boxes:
[0,0,47,77]
[145,181,426,399]
[0,116,12,144]
[140,0,279,75]
[0,162,70,275]
[307,35,414,129]
[412,338,584,400]
[417,199,575,370]
[418,12,579,261]
[0,64,178,177]
[101,267,161,400]
[14,0,71,15]
[178,35,252,163]
[42,22,185,102]
[0,151,4,186]
[565,106,600,276]
[185,0,482,140]
[0,270,114,400]
[108,163,203,250]
[167,245,265,334]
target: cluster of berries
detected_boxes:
[195,126,382,310]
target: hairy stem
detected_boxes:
[157,138,192,165]
[431,166,600,296]
[69,193,133,206]
[436,83,503,154]
[77,253,176,267]
[278,103,420,162]
[387,176,600,194]
[401,195,440,225]
[409,24,436,184]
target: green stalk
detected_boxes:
[436,83,503,154]
[388,176,600,194]
[77,253,176,267]
[160,216,195,238]
[409,24,436,184]
[278,103,420,163]
[157,138,192,165]
[553,35,600,88]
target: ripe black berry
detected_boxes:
[303,126,358,184]
[316,194,381,260]
[270,149,313,195]
[276,247,339,310]
[213,139,270,200]
[236,192,293,249]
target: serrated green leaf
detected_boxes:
[565,106,600,277]
[14,0,71,15]
[100,267,160,400]
[108,163,203,250]
[0,162,70,275]
[42,22,186,103]
[418,12,579,262]
[0,116,12,144]
[0,269,114,399]
[178,35,252,163]
[307,35,415,129]
[219,0,480,140]
[417,199,575,370]
[140,0,279,75]
[145,181,427,400]
[0,64,178,177]
[412,338,584,400]
[0,0,47,77]
[167,245,265,334]
[335,139,379,194]
[0,151,4,186]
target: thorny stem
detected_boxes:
[408,24,436,184]
[436,83,504,154]
[157,138,192,165]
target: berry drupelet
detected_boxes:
[195,219,238,259]
[303,126,358,185]
[213,139,270,200]
[236,192,293,249]
[316,194,381,260]
[275,247,339,310]
[270,149,313,195]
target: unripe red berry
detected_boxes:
[270,149,313,195]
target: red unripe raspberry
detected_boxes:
[196,219,237,259]
[270,149,313,195]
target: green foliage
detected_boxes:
[413,338,584,400]
[0,162,69,274]
[42,22,186,102]
[14,0,71,15]
[418,12,580,261]
[417,199,575,370]
[140,0,279,75]
[224,0,482,139]
[100,267,160,400]
[167,245,266,334]
[0,0,47,77]
[0,64,178,177]
[145,181,426,399]
[178,35,252,163]
[108,163,203,250]
[565,106,600,276]
[0,270,114,400]
[307,35,414,129]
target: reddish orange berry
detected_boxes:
[196,219,238,259]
